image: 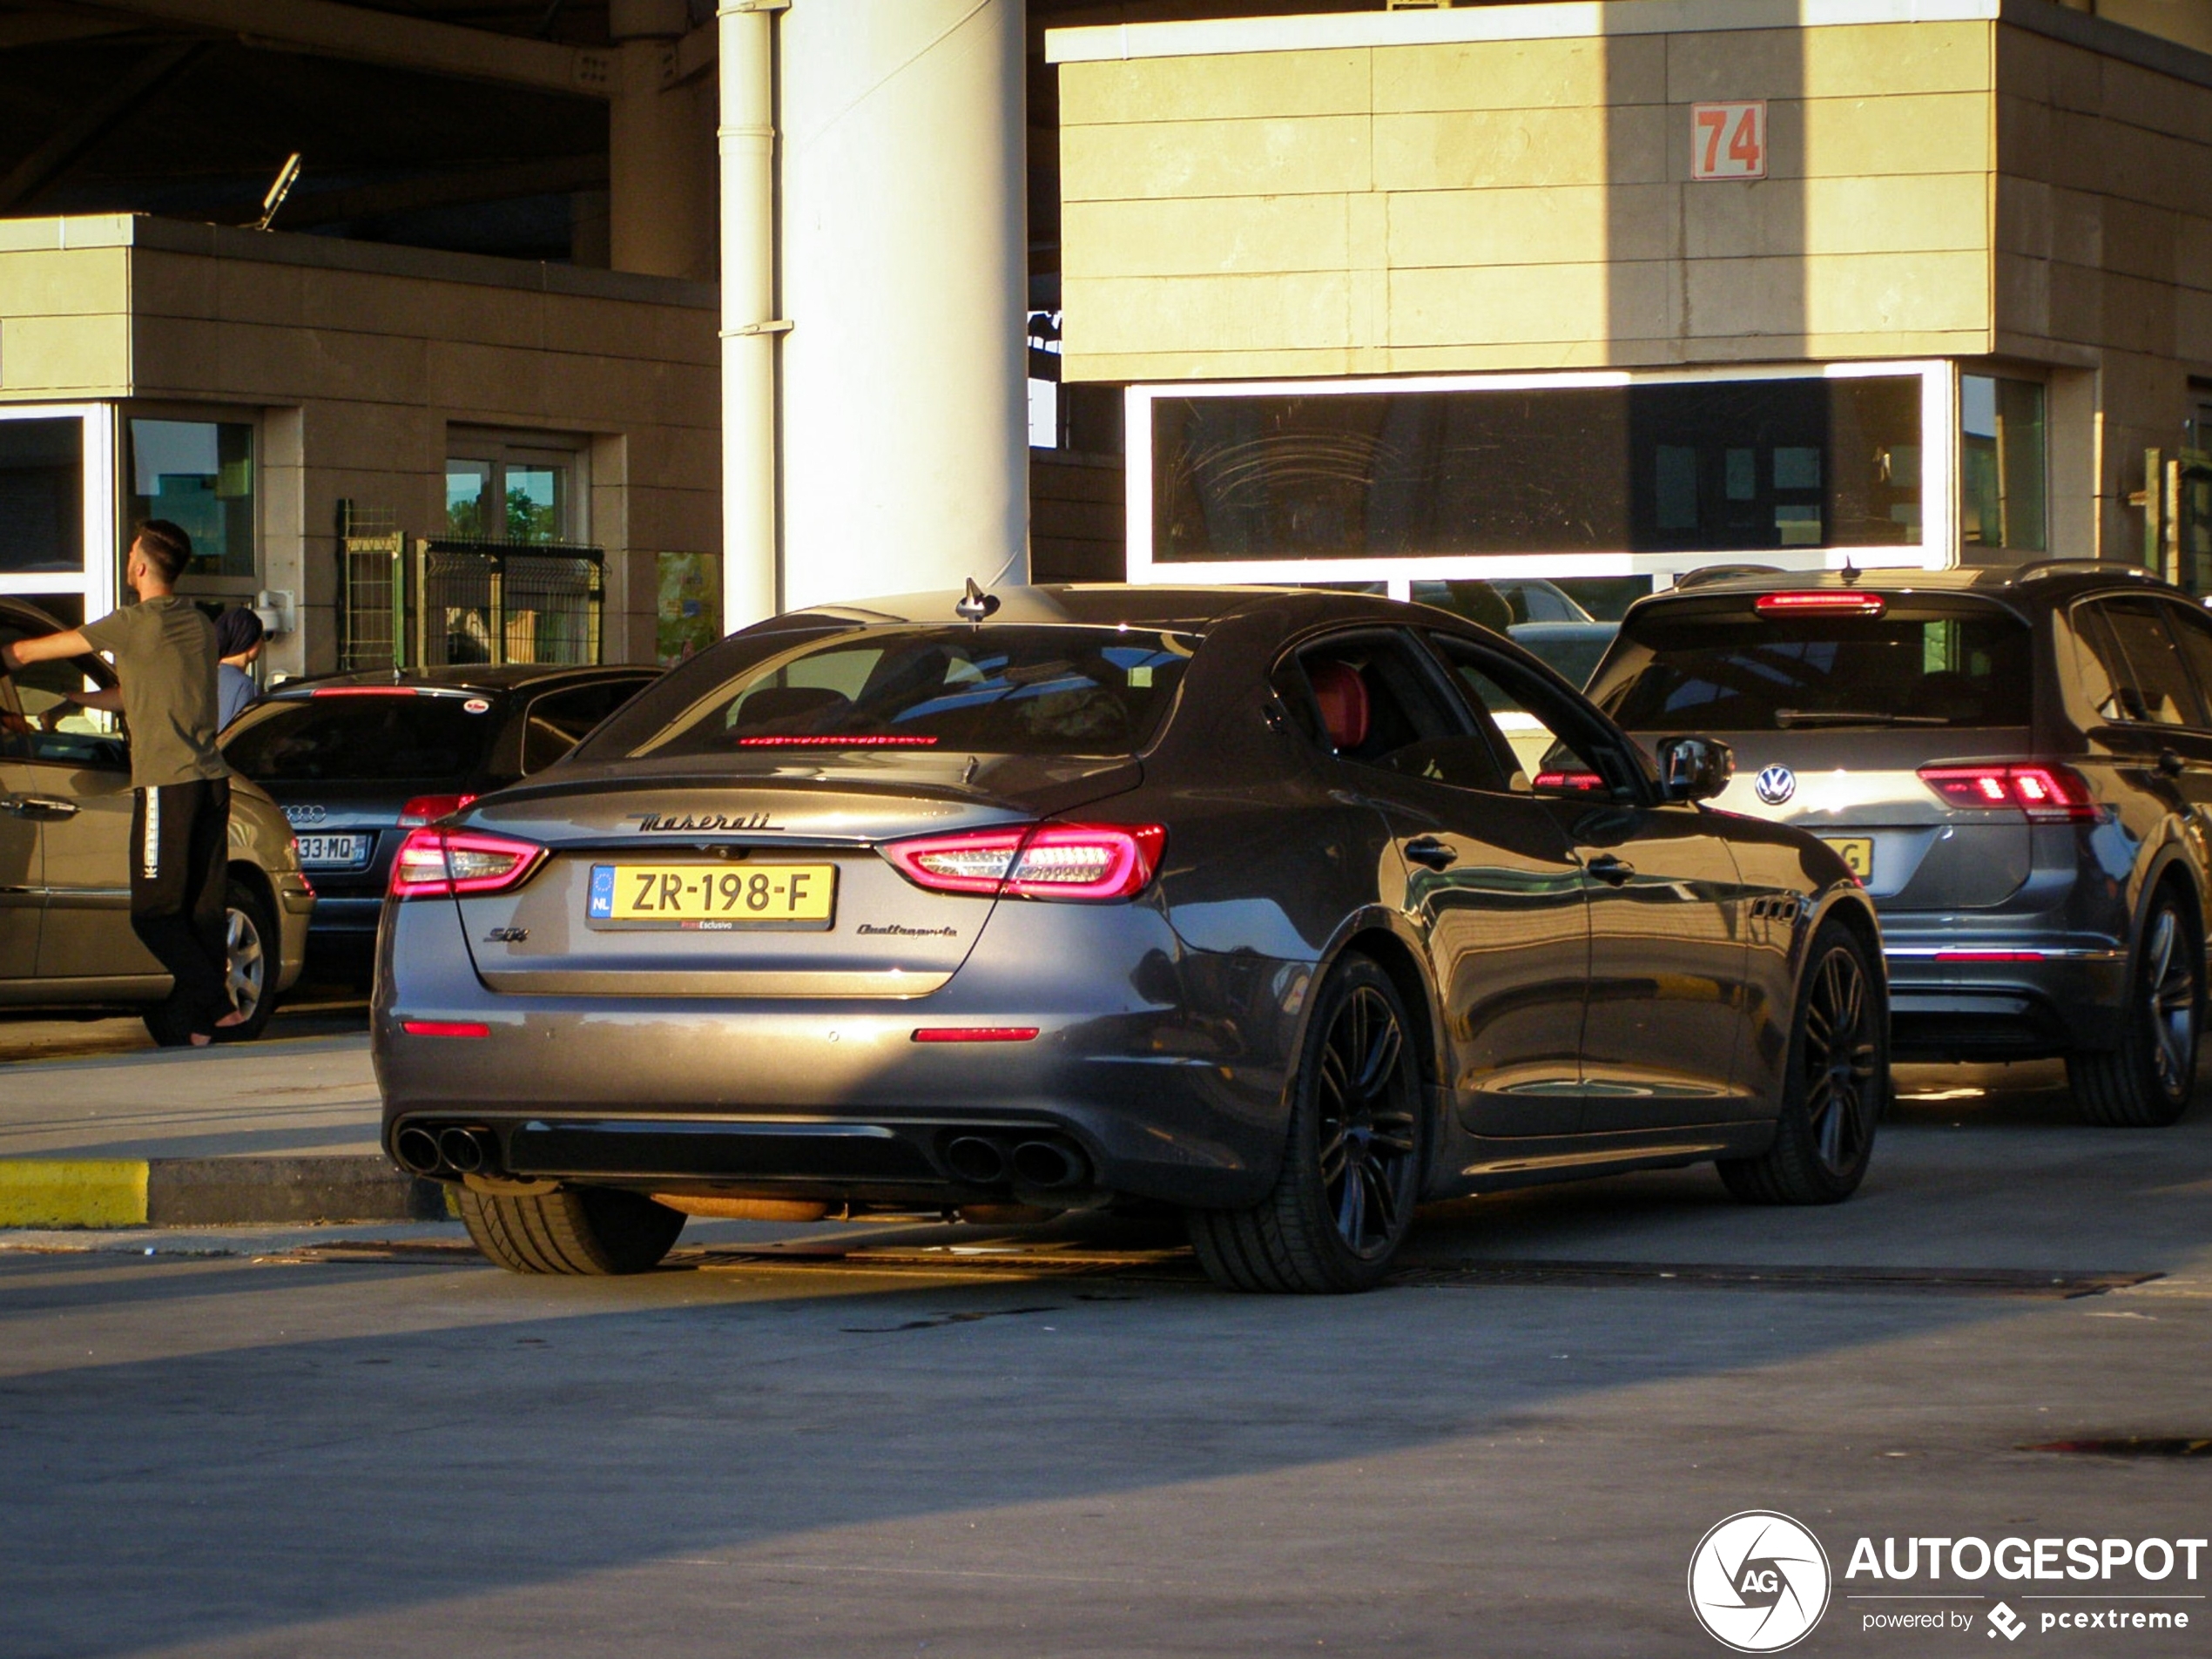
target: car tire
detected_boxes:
[140,878,279,1047]
[1719,921,1885,1205]
[457,1184,687,1275]
[2067,885,2200,1128]
[1185,954,1425,1293]
[212,878,278,1043]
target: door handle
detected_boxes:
[1403,836,1457,870]
[2158,748,2186,778]
[0,793,77,819]
[1584,853,1636,887]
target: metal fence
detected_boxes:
[338,502,604,671]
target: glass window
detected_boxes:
[1426,632,1618,796]
[2092,598,2204,727]
[128,418,254,580]
[446,442,580,544]
[0,623,125,768]
[2164,604,2212,714]
[0,419,82,577]
[1152,374,1922,561]
[223,695,498,784]
[1286,632,1465,773]
[1591,607,2033,732]
[519,679,648,774]
[1960,375,2047,552]
[604,626,1194,761]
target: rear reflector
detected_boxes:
[401,1020,491,1038]
[398,792,478,826]
[882,821,1166,902]
[312,685,423,696]
[911,1027,1041,1043]
[389,827,546,898]
[1755,591,1888,616]
[1933,951,2046,962]
[1918,764,2098,822]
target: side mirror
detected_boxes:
[1656,734,1734,803]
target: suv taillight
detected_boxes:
[389,827,546,898]
[881,822,1166,902]
[1917,764,2098,823]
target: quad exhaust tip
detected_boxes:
[941,1132,1091,1191]
[392,1123,499,1178]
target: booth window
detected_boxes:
[127,418,255,580]
[1151,374,1923,561]
[1960,375,2046,552]
[0,417,82,577]
[448,436,585,545]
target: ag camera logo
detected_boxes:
[1689,1511,1831,1652]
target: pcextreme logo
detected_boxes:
[1689,1511,1833,1652]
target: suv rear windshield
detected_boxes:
[223,694,497,783]
[597,625,1196,759]
[1594,604,2033,731]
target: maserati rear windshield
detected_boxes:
[1595,605,2033,731]
[603,625,1197,759]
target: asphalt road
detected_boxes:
[5,1060,2211,1657]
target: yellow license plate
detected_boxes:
[1821,837,1874,880]
[587,863,836,927]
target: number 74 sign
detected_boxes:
[1691,101,1766,180]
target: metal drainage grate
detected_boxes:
[2026,1439,2212,1459]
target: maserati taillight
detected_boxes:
[1917,764,2098,823]
[389,827,546,898]
[881,822,1166,902]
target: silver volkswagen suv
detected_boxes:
[1585,563,2212,1127]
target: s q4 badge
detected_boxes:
[1754,765,1797,806]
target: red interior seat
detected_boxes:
[1308,661,1371,751]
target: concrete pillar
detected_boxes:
[610,0,716,280]
[719,0,779,630]
[774,0,1027,613]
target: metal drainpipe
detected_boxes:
[718,0,786,631]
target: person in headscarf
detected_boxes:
[214,606,265,731]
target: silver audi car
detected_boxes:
[374,584,1884,1291]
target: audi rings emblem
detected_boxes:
[284,803,327,827]
[1754,766,1797,806]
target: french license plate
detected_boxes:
[1821,836,1874,880]
[295,833,370,868]
[587,863,837,929]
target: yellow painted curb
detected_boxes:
[0,1160,150,1228]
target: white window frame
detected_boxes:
[0,403,118,619]
[124,401,266,599]
[447,428,592,546]
[1123,359,1958,596]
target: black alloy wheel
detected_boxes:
[1720,921,1883,1204]
[1187,954,1425,1292]
[2070,886,2200,1128]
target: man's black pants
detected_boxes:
[130,779,232,1035]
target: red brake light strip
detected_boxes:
[1754,592,1888,616]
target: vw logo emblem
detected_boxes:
[284,803,327,826]
[1754,765,1797,806]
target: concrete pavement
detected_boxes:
[3,1066,2209,1657]
[0,1009,441,1227]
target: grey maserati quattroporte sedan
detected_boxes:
[373,584,1884,1291]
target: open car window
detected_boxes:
[0,624,126,770]
[1283,631,1515,792]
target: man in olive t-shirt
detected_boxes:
[0,520,240,1044]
